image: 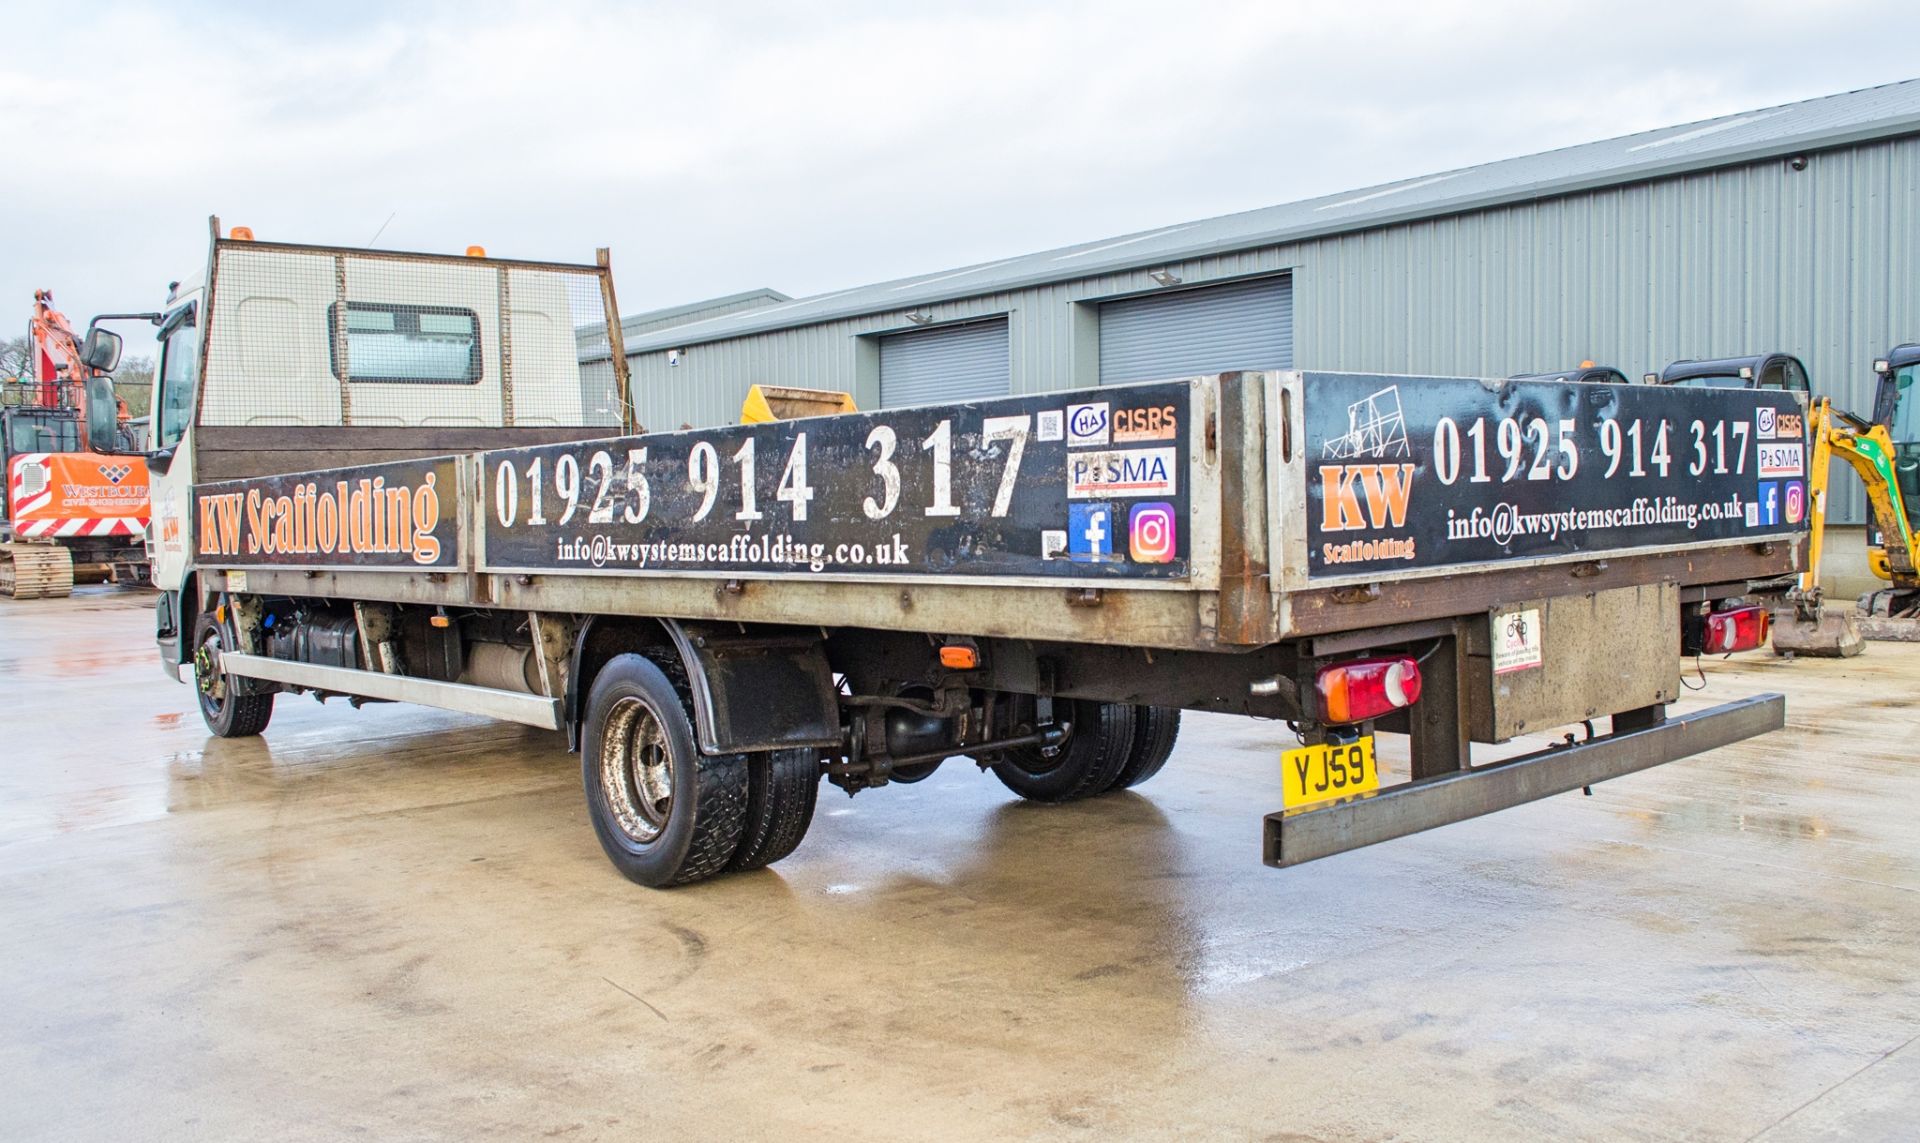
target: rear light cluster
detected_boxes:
[1704,605,1771,654]
[1315,656,1422,725]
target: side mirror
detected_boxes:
[81,327,123,373]
[83,376,120,453]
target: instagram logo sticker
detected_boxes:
[1129,502,1177,564]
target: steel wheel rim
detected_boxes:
[601,695,674,845]
[195,628,227,709]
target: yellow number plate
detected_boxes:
[1280,737,1379,810]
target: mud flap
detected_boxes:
[666,621,842,755]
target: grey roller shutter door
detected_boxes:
[879,319,1010,407]
[1098,274,1292,385]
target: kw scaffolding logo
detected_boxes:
[198,473,444,565]
[1318,385,1416,535]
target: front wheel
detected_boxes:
[582,653,750,887]
[192,612,274,738]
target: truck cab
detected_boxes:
[87,222,630,676]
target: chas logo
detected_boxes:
[1066,401,1110,447]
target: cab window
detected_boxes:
[328,302,482,384]
[156,306,198,448]
[7,414,79,454]
[1757,360,1810,392]
[1890,366,1920,445]
[1663,375,1742,390]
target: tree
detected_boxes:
[0,335,27,382]
[116,356,154,418]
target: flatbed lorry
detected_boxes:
[78,223,1806,887]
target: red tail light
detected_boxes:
[1316,656,1422,725]
[1704,606,1770,654]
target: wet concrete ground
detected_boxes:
[2,589,1916,1141]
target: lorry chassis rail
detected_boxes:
[1265,693,1786,867]
[218,652,562,730]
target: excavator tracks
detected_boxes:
[0,542,75,599]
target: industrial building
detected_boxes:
[616,78,1920,539]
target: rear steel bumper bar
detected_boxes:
[1264,693,1786,867]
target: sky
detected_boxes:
[3,0,1918,340]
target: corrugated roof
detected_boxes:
[627,78,1920,354]
[581,287,789,362]
[615,287,790,339]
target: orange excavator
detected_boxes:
[0,291,152,597]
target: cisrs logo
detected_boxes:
[1318,463,1415,531]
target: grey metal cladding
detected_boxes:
[1099,275,1293,384]
[878,318,1011,407]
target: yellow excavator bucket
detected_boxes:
[740,384,857,424]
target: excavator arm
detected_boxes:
[1777,398,1919,654]
[1802,398,1919,594]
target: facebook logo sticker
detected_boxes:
[1068,504,1119,562]
[1756,481,1780,526]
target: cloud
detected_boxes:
[0,0,1914,328]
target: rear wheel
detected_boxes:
[582,653,749,887]
[192,612,274,737]
[1107,706,1181,790]
[989,699,1135,803]
[728,748,821,872]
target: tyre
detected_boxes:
[192,611,274,737]
[582,653,749,887]
[727,748,821,872]
[1108,706,1181,791]
[989,699,1136,803]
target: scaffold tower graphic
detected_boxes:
[1322,385,1410,459]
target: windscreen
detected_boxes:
[1661,375,1745,390]
[5,413,80,454]
[1891,365,1920,529]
